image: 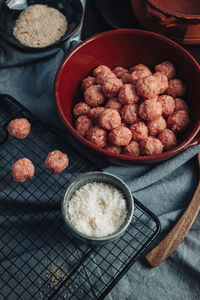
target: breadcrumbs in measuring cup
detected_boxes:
[66,182,128,237]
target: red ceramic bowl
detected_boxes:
[55,29,200,165]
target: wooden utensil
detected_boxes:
[145,152,200,267]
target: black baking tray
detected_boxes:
[0,94,160,300]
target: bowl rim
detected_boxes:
[55,28,200,162]
[61,171,134,243]
[0,0,84,52]
[148,0,200,19]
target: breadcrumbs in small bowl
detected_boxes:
[0,0,84,51]
[62,172,134,245]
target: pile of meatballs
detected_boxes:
[8,118,69,183]
[73,61,190,156]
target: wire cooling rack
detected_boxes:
[0,94,160,300]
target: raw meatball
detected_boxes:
[167,110,190,133]
[130,68,152,84]
[129,121,148,141]
[158,129,177,150]
[155,61,175,80]
[136,75,160,99]
[174,98,189,111]
[124,141,140,156]
[75,115,92,136]
[140,137,163,155]
[166,79,186,98]
[154,72,169,94]
[130,64,150,73]
[12,158,34,182]
[147,116,167,136]
[158,95,175,116]
[73,102,91,118]
[109,126,132,146]
[120,104,138,124]
[121,121,127,127]
[93,65,111,77]
[105,98,122,112]
[45,150,69,174]
[88,107,105,124]
[102,78,123,98]
[121,72,132,84]
[81,76,96,91]
[104,144,122,154]
[84,85,105,107]
[118,84,139,105]
[139,100,162,121]
[86,125,107,148]
[112,66,129,78]
[99,109,121,130]
[8,118,31,139]
[96,71,116,85]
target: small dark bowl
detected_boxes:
[61,172,134,245]
[55,29,200,165]
[0,0,84,51]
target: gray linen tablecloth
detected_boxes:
[0,1,200,298]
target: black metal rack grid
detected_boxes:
[0,95,160,300]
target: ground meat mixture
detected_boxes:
[75,115,92,136]
[104,144,122,154]
[174,98,189,111]
[8,118,31,139]
[154,72,169,94]
[155,61,175,80]
[121,72,132,84]
[102,78,123,98]
[84,85,105,107]
[112,67,129,78]
[120,104,138,125]
[157,95,175,117]
[73,102,91,118]
[45,150,69,174]
[109,126,132,146]
[167,110,190,133]
[105,98,122,112]
[12,158,34,182]
[86,126,107,148]
[81,76,96,91]
[147,116,167,136]
[139,100,162,121]
[73,61,190,156]
[129,121,149,141]
[99,109,121,130]
[118,84,139,105]
[93,65,111,77]
[96,71,116,85]
[136,75,160,99]
[158,129,177,150]
[130,68,152,84]
[166,79,186,98]
[130,64,150,73]
[140,137,163,156]
[124,141,140,156]
[88,107,105,124]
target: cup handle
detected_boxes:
[145,3,177,27]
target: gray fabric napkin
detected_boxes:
[0,9,200,300]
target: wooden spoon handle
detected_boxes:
[145,153,200,268]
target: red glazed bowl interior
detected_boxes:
[55,29,200,165]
